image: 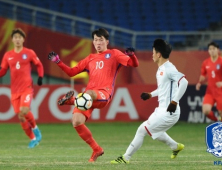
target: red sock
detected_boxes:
[75,124,99,151]
[206,111,218,121]
[20,121,35,140]
[25,111,36,128]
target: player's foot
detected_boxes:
[58,91,75,105]
[88,147,104,162]
[28,139,39,148]
[171,143,184,159]
[32,127,42,143]
[110,155,129,164]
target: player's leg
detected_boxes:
[72,112,104,162]
[72,90,109,162]
[110,108,163,164]
[58,91,75,105]
[156,132,184,159]
[110,121,148,164]
[153,108,184,158]
[202,94,218,121]
[58,89,98,106]
[20,93,42,147]
[215,96,222,121]
[11,95,36,147]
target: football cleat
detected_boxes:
[171,143,184,159]
[110,155,129,164]
[88,147,104,162]
[58,91,75,105]
[28,139,39,148]
[32,127,42,143]
[217,116,222,122]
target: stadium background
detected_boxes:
[0,0,221,124]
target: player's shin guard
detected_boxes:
[74,124,99,150]
[20,121,35,140]
[25,111,36,128]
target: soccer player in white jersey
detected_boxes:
[111,39,188,164]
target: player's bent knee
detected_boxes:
[18,113,26,122]
[72,113,86,127]
[20,107,30,115]
[203,110,211,115]
[72,120,83,127]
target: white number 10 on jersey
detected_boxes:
[96,61,104,69]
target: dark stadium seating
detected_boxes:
[2,0,221,49]
[18,0,222,32]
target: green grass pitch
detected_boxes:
[0,122,220,170]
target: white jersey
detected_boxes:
[156,61,184,108]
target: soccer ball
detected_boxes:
[74,93,93,111]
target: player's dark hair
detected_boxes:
[92,28,109,40]
[153,39,172,59]
[11,28,26,38]
[208,42,219,49]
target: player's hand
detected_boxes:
[196,82,201,91]
[48,51,60,63]
[140,92,152,100]
[125,47,135,56]
[37,77,43,86]
[167,101,177,113]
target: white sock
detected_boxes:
[124,121,147,161]
[31,137,36,141]
[156,132,178,150]
[32,125,38,130]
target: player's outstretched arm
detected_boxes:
[0,67,7,77]
[125,47,139,67]
[48,51,80,77]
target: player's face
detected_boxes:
[12,33,24,48]
[208,45,219,58]
[152,48,160,63]
[93,35,109,53]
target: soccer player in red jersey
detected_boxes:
[0,28,44,148]
[48,28,139,162]
[196,42,222,122]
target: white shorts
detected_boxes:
[144,106,180,139]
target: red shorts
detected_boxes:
[203,93,222,110]
[11,93,33,113]
[73,89,111,119]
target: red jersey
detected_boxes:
[1,47,42,94]
[201,56,222,96]
[64,49,130,96]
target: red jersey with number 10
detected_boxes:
[201,56,222,96]
[1,47,41,94]
[74,49,130,96]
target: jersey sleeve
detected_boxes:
[76,55,90,72]
[29,49,41,65]
[1,53,9,69]
[57,55,89,77]
[167,66,185,82]
[200,60,207,77]
[113,49,130,66]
